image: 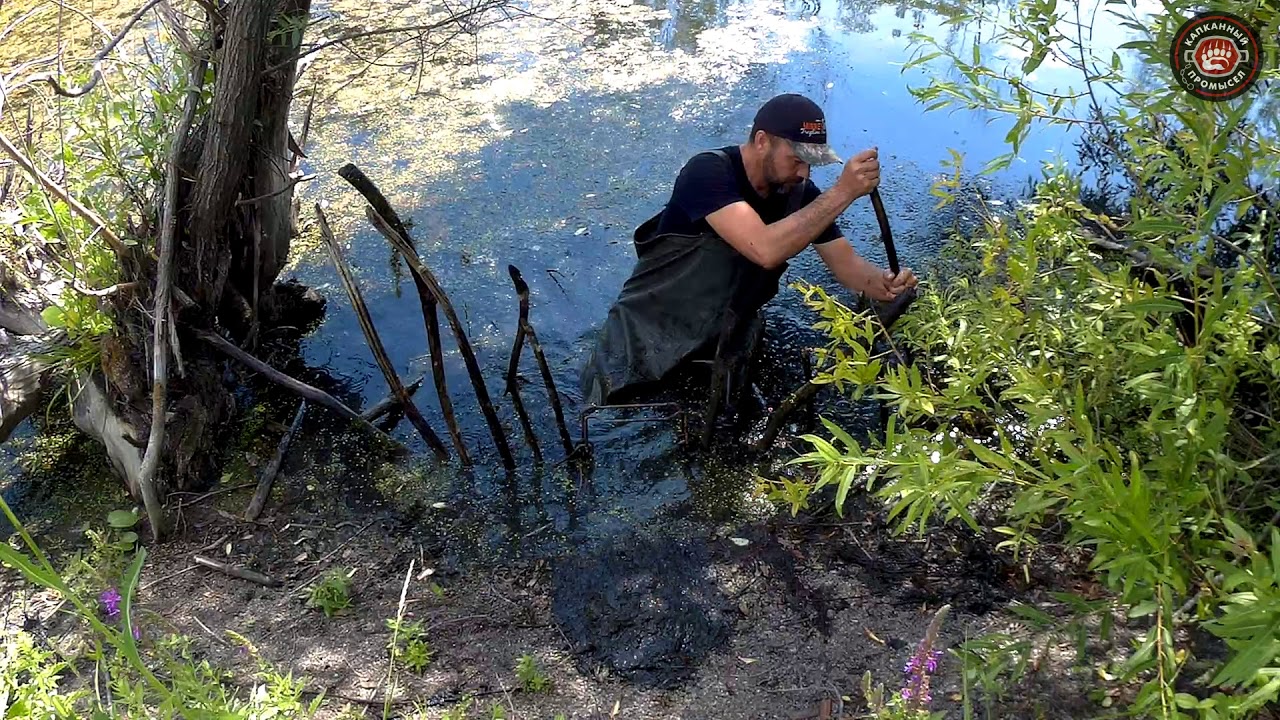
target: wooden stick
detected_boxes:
[505,267,542,461]
[361,373,425,421]
[316,205,449,461]
[192,555,281,587]
[339,164,514,470]
[135,54,206,540]
[195,329,405,451]
[245,400,306,520]
[362,205,470,464]
[751,381,823,453]
[509,266,573,457]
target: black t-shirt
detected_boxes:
[654,145,842,245]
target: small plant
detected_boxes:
[306,567,354,617]
[863,605,950,719]
[438,697,473,720]
[385,617,434,673]
[488,703,507,719]
[515,653,550,693]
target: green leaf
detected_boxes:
[820,416,858,453]
[108,509,139,528]
[41,305,67,328]
[1128,600,1159,618]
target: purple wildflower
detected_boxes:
[926,649,942,673]
[132,625,142,641]
[100,588,122,619]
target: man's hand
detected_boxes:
[836,147,880,200]
[866,267,918,302]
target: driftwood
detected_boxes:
[195,329,405,451]
[361,204,469,463]
[338,164,514,469]
[0,330,55,443]
[316,205,449,460]
[361,373,425,422]
[508,266,574,457]
[192,555,281,587]
[505,267,542,461]
[245,400,306,520]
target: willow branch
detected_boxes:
[0,130,125,255]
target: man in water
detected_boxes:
[580,93,918,407]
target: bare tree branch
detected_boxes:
[263,0,516,76]
[26,0,166,98]
[135,50,206,541]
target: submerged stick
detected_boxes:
[505,268,542,462]
[700,313,737,447]
[509,266,573,457]
[196,330,405,451]
[362,205,470,464]
[192,555,281,587]
[339,164,514,470]
[316,205,449,461]
[361,373,426,422]
[245,400,307,520]
[751,381,823,453]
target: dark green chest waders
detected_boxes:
[579,150,805,415]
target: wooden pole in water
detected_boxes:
[245,399,307,520]
[362,205,470,464]
[505,268,542,462]
[751,380,822,452]
[338,164,515,471]
[509,265,574,457]
[316,204,450,461]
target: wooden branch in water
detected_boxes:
[361,373,425,422]
[509,265,573,457]
[192,555,281,587]
[505,268,542,462]
[361,205,469,463]
[751,381,822,453]
[245,400,307,521]
[339,164,514,470]
[700,313,737,448]
[195,329,405,451]
[135,53,206,541]
[316,205,449,461]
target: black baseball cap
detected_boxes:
[752,93,843,166]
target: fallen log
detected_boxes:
[339,164,513,470]
[195,329,405,452]
[245,399,306,520]
[0,330,56,443]
[316,205,449,460]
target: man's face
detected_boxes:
[763,136,809,193]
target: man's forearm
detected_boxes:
[834,252,883,296]
[759,184,858,266]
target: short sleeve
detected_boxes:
[669,152,744,223]
[803,179,843,245]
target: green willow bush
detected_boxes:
[763,0,1280,717]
